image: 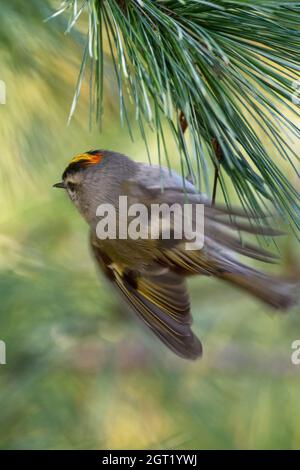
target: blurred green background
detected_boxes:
[0,0,300,450]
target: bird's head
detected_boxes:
[53,149,134,223]
[53,149,104,203]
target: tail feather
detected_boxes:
[217,261,298,310]
[165,248,298,310]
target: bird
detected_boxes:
[53,149,297,360]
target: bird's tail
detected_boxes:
[164,247,298,310]
[216,259,298,310]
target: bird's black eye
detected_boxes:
[67,182,77,192]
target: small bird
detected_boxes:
[54,150,297,360]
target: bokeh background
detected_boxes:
[0,0,300,450]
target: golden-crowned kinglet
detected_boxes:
[54,150,298,359]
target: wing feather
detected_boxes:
[90,234,202,360]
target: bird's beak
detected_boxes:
[53,182,66,189]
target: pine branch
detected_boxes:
[49,0,300,233]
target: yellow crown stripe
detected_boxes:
[69,153,102,165]
[70,153,91,164]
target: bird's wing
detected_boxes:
[90,233,202,360]
[123,179,281,264]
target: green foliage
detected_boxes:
[51,0,300,231]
